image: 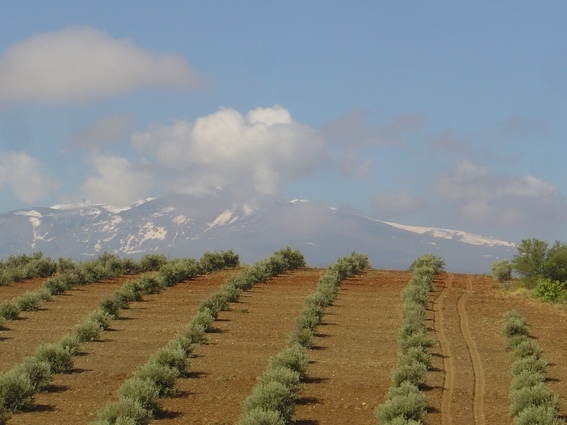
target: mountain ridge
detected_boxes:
[0,195,516,273]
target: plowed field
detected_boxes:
[1,269,566,425]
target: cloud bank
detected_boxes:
[0,151,60,203]
[0,27,205,103]
[81,106,326,207]
[436,160,567,227]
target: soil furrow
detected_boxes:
[0,278,48,301]
[294,270,411,425]
[432,274,454,425]
[150,268,321,425]
[8,270,238,425]
[456,276,485,425]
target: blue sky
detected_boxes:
[0,1,566,244]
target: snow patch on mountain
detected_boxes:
[381,221,516,248]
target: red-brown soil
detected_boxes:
[2,269,567,425]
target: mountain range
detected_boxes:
[0,194,516,273]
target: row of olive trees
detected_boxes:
[238,252,370,425]
[0,251,239,422]
[502,311,562,425]
[0,252,168,328]
[0,252,58,286]
[93,247,305,425]
[375,254,444,424]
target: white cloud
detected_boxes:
[435,160,567,227]
[0,151,60,203]
[373,190,429,217]
[73,113,133,148]
[81,152,153,206]
[0,27,206,104]
[132,105,326,203]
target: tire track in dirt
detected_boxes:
[432,274,454,425]
[456,276,485,425]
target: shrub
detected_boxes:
[190,308,215,331]
[0,302,18,321]
[502,311,529,338]
[375,389,427,423]
[133,363,179,397]
[492,260,512,282]
[408,254,445,274]
[239,407,285,425]
[94,398,153,425]
[513,404,564,425]
[510,383,558,417]
[138,254,168,273]
[392,360,428,388]
[0,370,35,411]
[33,343,73,374]
[183,322,208,344]
[532,278,566,303]
[75,316,105,342]
[511,356,547,377]
[257,366,301,393]
[289,327,314,349]
[148,345,187,375]
[399,346,431,369]
[268,345,310,378]
[14,292,44,312]
[511,370,545,391]
[242,380,296,425]
[118,377,161,414]
[99,297,121,319]
[59,334,81,356]
[512,339,542,360]
[14,357,52,392]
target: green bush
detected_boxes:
[239,407,285,425]
[138,254,168,273]
[59,334,81,356]
[532,278,566,303]
[510,383,558,417]
[242,380,296,425]
[33,343,73,374]
[0,370,35,411]
[133,363,179,397]
[511,370,545,391]
[257,366,301,394]
[512,339,542,360]
[14,357,52,392]
[75,316,105,342]
[392,360,428,388]
[511,356,547,377]
[148,345,187,375]
[267,345,310,378]
[502,311,529,338]
[375,388,427,423]
[183,322,208,344]
[513,404,564,425]
[14,291,44,312]
[0,302,18,321]
[94,398,153,425]
[118,377,161,414]
[492,259,512,282]
[408,254,445,274]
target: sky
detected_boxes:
[0,1,566,244]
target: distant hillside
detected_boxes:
[0,195,516,273]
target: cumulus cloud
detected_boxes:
[435,160,567,227]
[81,152,153,206]
[373,190,429,217]
[72,113,133,148]
[0,151,60,203]
[132,105,326,203]
[0,27,206,103]
[323,110,424,147]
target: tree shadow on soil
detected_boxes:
[27,403,56,413]
[154,409,184,420]
[296,396,321,406]
[303,376,328,384]
[185,371,208,379]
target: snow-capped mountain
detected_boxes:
[0,195,516,273]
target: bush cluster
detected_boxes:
[502,310,562,425]
[0,252,57,286]
[375,254,441,425]
[492,259,512,283]
[94,247,304,425]
[239,252,369,425]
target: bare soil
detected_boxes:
[2,269,567,425]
